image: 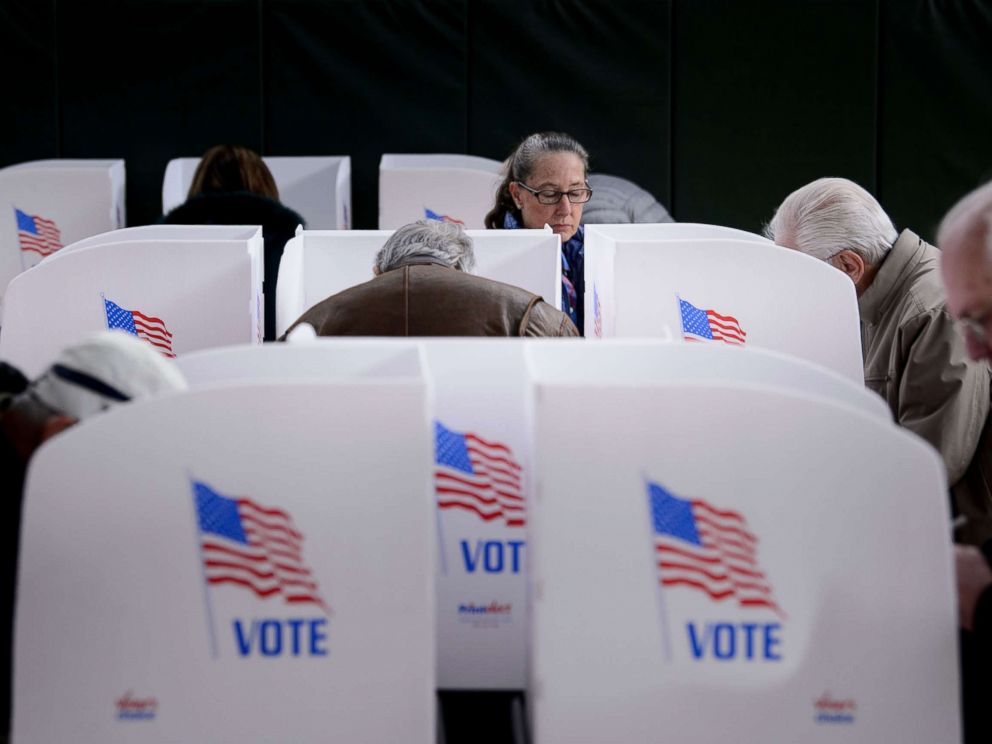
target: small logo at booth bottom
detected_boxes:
[458,601,513,627]
[814,693,857,724]
[116,691,157,721]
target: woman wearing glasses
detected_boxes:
[485,132,593,333]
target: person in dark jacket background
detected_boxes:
[162,145,305,341]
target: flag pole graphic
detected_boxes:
[188,475,220,659]
[433,421,449,575]
[644,473,674,663]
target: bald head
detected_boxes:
[939,181,992,360]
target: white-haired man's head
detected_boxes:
[938,180,992,360]
[374,219,476,275]
[765,177,898,296]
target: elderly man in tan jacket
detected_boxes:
[766,177,992,546]
[282,219,578,339]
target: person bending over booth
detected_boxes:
[485,131,592,334]
[162,144,305,342]
[765,177,992,547]
[0,331,187,741]
[938,178,992,744]
[281,219,578,338]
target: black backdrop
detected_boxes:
[3,0,991,239]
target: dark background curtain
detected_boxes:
[2,0,990,240]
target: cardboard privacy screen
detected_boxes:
[15,379,434,743]
[0,160,125,305]
[525,360,958,743]
[523,339,890,422]
[162,156,351,229]
[177,339,535,689]
[276,228,561,337]
[583,235,864,382]
[379,154,503,229]
[0,231,262,377]
[585,222,772,244]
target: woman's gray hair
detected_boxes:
[484,131,590,229]
[764,177,898,266]
[375,219,476,274]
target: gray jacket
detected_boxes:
[859,229,992,544]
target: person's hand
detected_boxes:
[956,544,992,631]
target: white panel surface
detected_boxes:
[15,380,434,743]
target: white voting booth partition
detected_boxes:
[525,348,959,743]
[176,338,893,696]
[585,222,772,244]
[15,372,434,742]
[162,156,352,229]
[379,154,502,229]
[177,339,534,689]
[0,228,263,377]
[584,232,864,383]
[523,340,891,422]
[0,159,126,306]
[55,224,263,256]
[276,228,561,337]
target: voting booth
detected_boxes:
[0,159,126,305]
[0,228,263,377]
[583,234,864,382]
[524,350,959,743]
[379,154,503,229]
[162,156,352,229]
[15,374,434,743]
[276,228,561,337]
[585,223,772,244]
[177,339,534,689]
[524,340,891,422]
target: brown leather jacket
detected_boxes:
[281,263,579,338]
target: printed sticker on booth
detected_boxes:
[191,479,330,660]
[677,295,746,346]
[15,206,62,265]
[434,421,525,528]
[646,480,784,663]
[104,296,176,358]
[424,207,465,226]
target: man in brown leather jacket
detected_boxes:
[281,219,579,338]
[766,177,992,547]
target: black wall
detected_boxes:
[2,0,990,238]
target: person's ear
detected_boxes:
[831,250,866,285]
[373,264,381,276]
[508,181,523,209]
[40,414,77,442]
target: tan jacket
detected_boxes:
[282,263,579,338]
[860,229,992,544]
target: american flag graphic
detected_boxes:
[648,480,783,617]
[15,207,63,257]
[434,421,525,527]
[679,296,746,346]
[103,297,176,358]
[593,283,603,338]
[424,207,465,226]
[193,480,327,611]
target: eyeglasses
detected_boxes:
[515,181,593,205]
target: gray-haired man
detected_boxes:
[766,177,991,546]
[283,219,578,338]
